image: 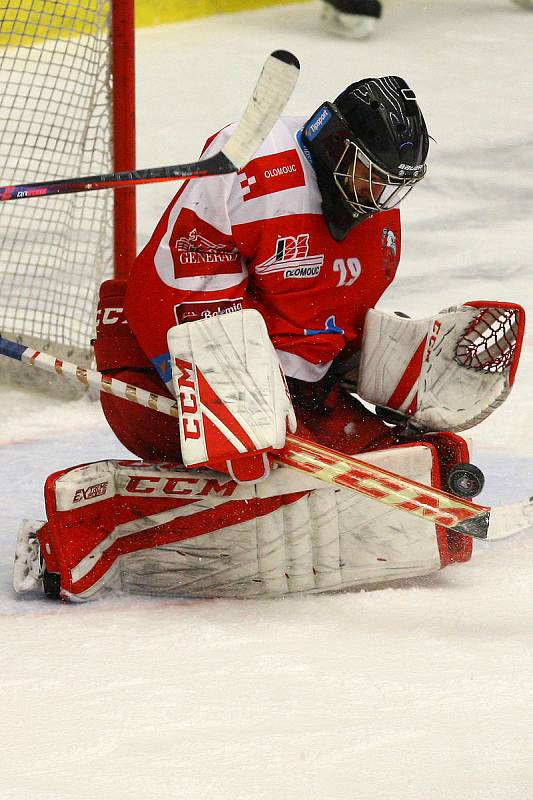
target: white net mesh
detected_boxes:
[0,0,114,384]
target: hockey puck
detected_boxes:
[447,463,485,499]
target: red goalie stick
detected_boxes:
[0,50,300,201]
[2,335,532,541]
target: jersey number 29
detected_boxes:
[333,257,362,287]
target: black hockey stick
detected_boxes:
[0,50,300,202]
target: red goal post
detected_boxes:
[0,0,136,391]
[111,0,137,280]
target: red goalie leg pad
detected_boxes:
[94,279,181,461]
[38,460,307,600]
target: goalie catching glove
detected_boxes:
[356,300,525,432]
[169,308,297,483]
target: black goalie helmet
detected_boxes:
[302,76,429,240]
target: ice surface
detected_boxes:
[0,1,532,798]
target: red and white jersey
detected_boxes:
[125,116,401,386]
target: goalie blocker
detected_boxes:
[168,309,297,483]
[14,434,473,601]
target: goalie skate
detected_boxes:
[13,519,46,594]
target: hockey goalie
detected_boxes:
[13,75,525,601]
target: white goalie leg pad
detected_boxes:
[34,442,465,601]
[168,309,296,479]
[357,301,524,432]
[118,444,449,599]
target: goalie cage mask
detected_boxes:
[303,76,429,240]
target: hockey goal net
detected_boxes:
[0,0,135,393]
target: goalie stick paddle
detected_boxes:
[277,436,491,539]
[3,334,532,541]
[0,50,300,202]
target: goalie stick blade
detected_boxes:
[0,50,300,201]
[487,496,533,540]
[221,50,300,170]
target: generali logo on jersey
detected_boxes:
[238,149,305,202]
[255,233,324,279]
[175,228,239,265]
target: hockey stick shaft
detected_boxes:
[0,334,496,539]
[0,337,180,419]
[0,50,300,202]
